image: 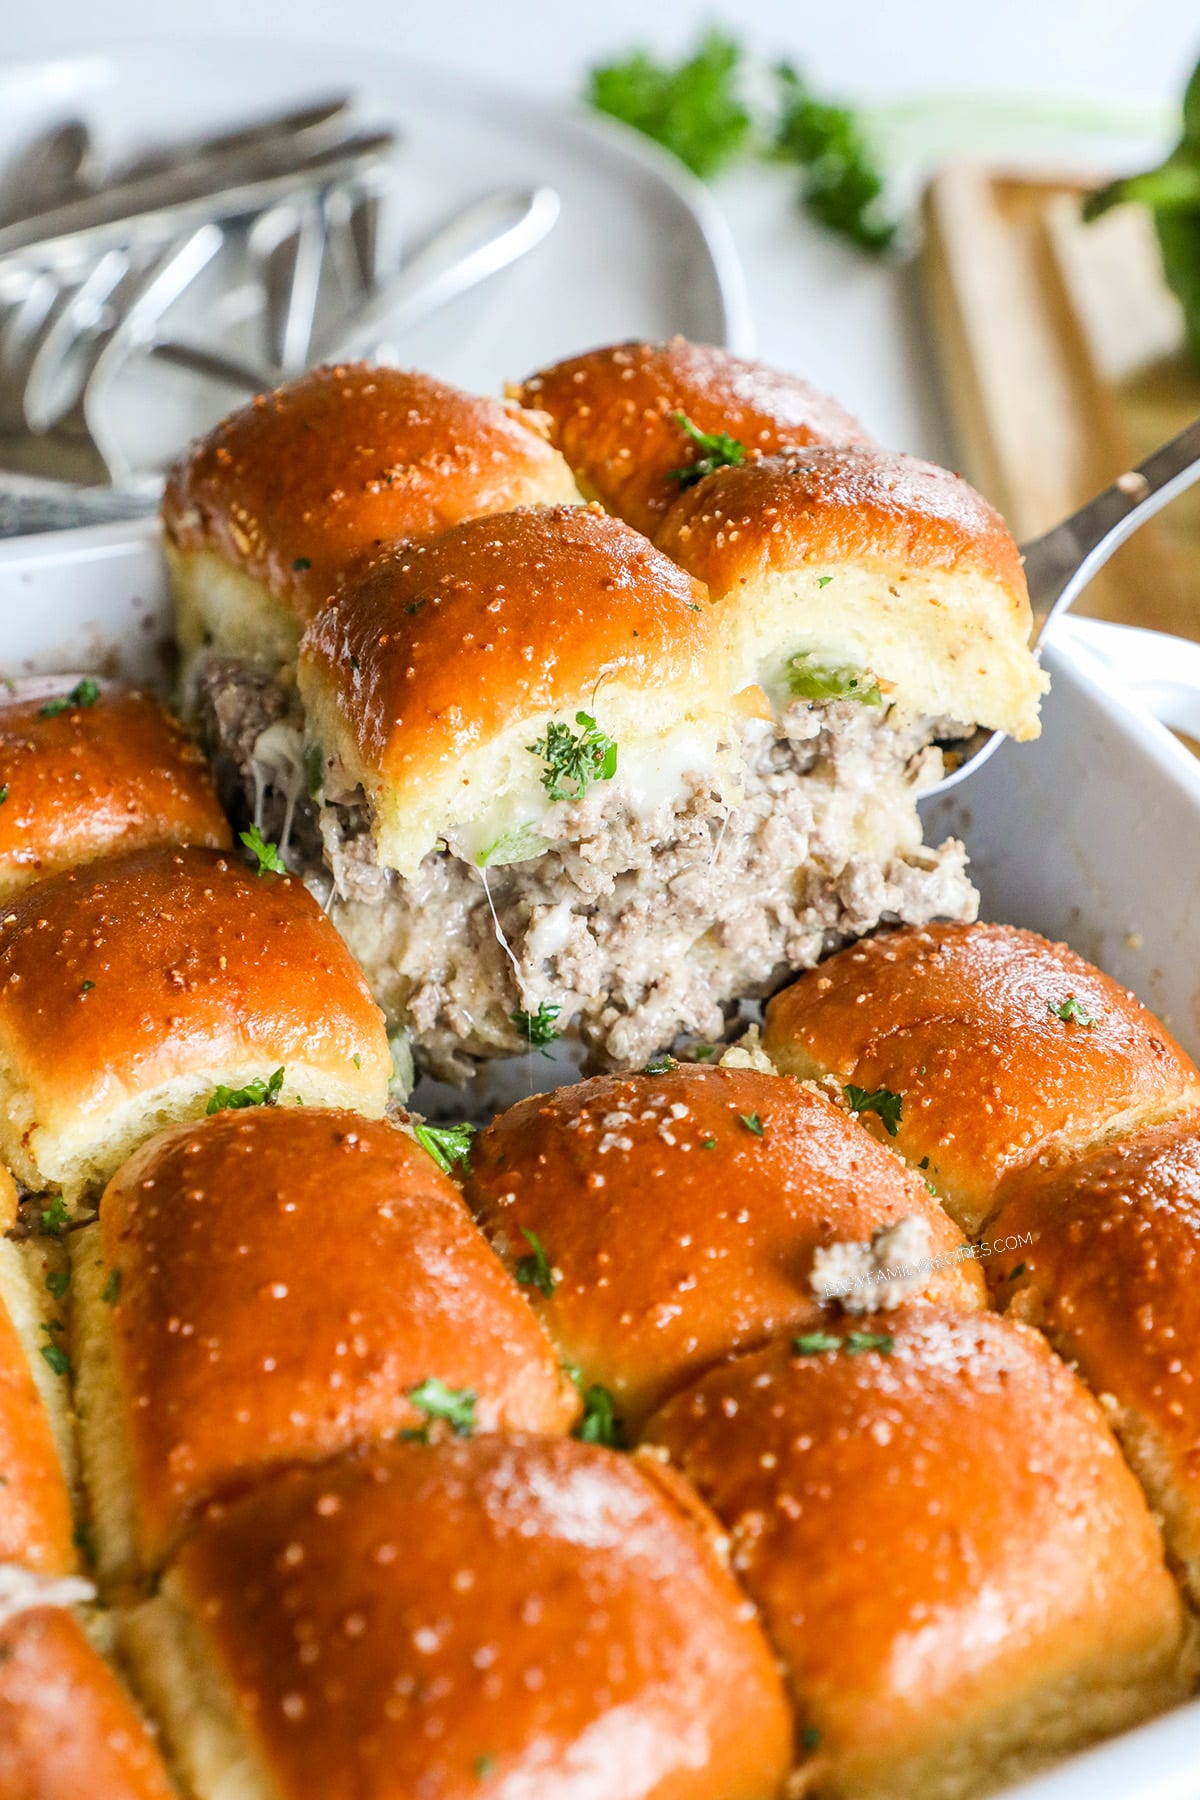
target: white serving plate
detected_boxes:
[0,41,750,489]
[3,519,1200,1795]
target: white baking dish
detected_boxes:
[2,518,1200,1797]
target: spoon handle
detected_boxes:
[1023,414,1200,635]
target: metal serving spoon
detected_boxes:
[930,412,1200,795]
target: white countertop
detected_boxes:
[2,0,1196,459]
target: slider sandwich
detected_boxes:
[465,1061,984,1429]
[0,677,228,900]
[125,1437,793,1800]
[643,1309,1195,1800]
[161,349,1046,1080]
[0,845,390,1208]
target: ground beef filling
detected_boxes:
[194,658,977,1082]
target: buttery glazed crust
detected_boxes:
[763,923,1200,1232]
[517,337,872,537]
[162,363,580,627]
[0,1294,74,1575]
[989,1110,1200,1603]
[465,1064,984,1428]
[0,846,390,1196]
[299,502,720,785]
[87,1108,578,1574]
[655,445,1029,616]
[643,1309,1191,1798]
[0,682,228,901]
[0,1607,176,1800]
[151,1438,793,1800]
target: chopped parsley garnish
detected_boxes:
[793,1329,893,1357]
[206,1068,285,1115]
[404,599,425,616]
[239,824,286,876]
[587,30,752,178]
[739,1111,765,1136]
[645,1054,677,1074]
[45,1269,69,1300]
[801,1726,822,1752]
[793,1331,842,1355]
[844,1331,895,1355]
[40,1339,70,1377]
[844,1083,903,1137]
[101,1269,122,1305]
[292,556,312,571]
[666,411,746,488]
[774,63,898,253]
[408,1377,477,1437]
[816,575,833,589]
[1009,1262,1027,1281]
[303,743,324,799]
[692,1043,717,1060]
[475,1755,497,1781]
[701,1137,717,1149]
[0,784,7,804]
[527,711,618,802]
[80,980,94,993]
[788,654,882,706]
[1050,996,1100,1028]
[511,1000,562,1052]
[576,1383,627,1449]
[38,677,100,717]
[413,1120,477,1176]
[515,1227,556,1297]
[39,1197,69,1236]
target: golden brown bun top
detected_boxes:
[465,1064,984,1428]
[161,362,580,625]
[0,681,228,901]
[0,845,390,1118]
[97,1108,578,1570]
[300,500,719,787]
[643,1307,1185,1776]
[764,923,1200,1233]
[990,1110,1200,1514]
[0,1296,74,1575]
[518,337,872,538]
[0,1606,176,1800]
[655,444,1028,609]
[169,1437,793,1800]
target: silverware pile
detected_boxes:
[0,95,560,531]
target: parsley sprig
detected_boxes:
[38,677,100,718]
[515,1228,556,1297]
[577,1384,627,1448]
[407,1377,477,1438]
[511,1000,562,1052]
[206,1068,285,1115]
[843,1083,903,1137]
[239,824,286,877]
[666,411,746,488]
[587,34,897,256]
[588,30,752,179]
[1050,996,1100,1028]
[413,1121,476,1176]
[39,1197,69,1236]
[774,63,898,253]
[527,711,618,802]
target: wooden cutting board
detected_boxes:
[921,164,1200,642]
